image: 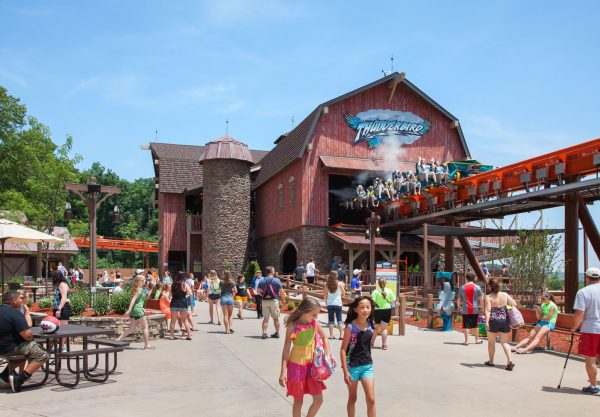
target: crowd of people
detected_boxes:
[348,157,452,209]
[1,262,599,411]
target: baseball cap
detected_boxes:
[585,267,600,279]
[135,268,144,274]
[353,269,361,275]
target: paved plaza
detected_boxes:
[1,302,598,417]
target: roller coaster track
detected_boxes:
[377,137,600,227]
[73,236,158,253]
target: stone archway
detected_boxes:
[280,241,298,274]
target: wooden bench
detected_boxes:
[515,308,574,350]
[86,337,130,348]
[57,347,124,387]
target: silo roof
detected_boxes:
[199,135,254,164]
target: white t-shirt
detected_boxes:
[573,282,600,334]
[306,262,315,277]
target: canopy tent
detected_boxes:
[0,219,64,292]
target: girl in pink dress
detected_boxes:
[279,296,331,417]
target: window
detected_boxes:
[289,176,295,207]
[278,183,283,209]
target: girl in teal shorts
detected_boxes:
[340,296,376,417]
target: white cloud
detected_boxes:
[202,0,303,26]
[0,68,29,88]
[66,74,246,114]
[462,115,570,167]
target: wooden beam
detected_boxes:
[423,223,430,295]
[457,235,487,283]
[444,218,455,272]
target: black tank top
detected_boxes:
[170,282,187,308]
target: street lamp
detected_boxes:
[63,202,73,220]
[112,203,120,224]
[366,212,381,284]
[65,176,120,286]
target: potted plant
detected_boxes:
[7,276,24,290]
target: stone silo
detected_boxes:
[199,136,253,275]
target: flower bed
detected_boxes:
[406,316,576,355]
[29,303,167,341]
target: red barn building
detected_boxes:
[151,73,471,275]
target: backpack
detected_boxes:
[262,278,277,300]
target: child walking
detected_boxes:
[279,296,330,417]
[117,275,154,350]
[340,296,376,417]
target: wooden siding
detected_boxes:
[158,192,186,253]
[305,81,468,226]
[255,161,303,239]
[190,234,202,264]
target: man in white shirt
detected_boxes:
[305,257,319,284]
[571,267,600,395]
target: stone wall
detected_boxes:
[70,314,167,342]
[256,226,343,274]
[202,159,251,275]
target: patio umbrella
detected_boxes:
[0,219,64,294]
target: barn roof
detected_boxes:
[150,142,268,193]
[253,72,470,189]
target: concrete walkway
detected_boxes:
[1,301,598,417]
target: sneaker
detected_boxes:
[261,333,268,339]
[271,332,280,339]
[0,370,9,388]
[8,373,24,393]
[582,385,600,395]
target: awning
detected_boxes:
[327,230,442,250]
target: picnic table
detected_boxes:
[31,324,124,388]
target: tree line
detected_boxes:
[0,86,158,268]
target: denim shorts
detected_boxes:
[170,307,188,313]
[221,294,234,306]
[327,305,342,325]
[537,321,556,331]
[348,363,374,381]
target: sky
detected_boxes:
[2,0,599,270]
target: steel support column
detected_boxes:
[577,193,600,260]
[564,192,579,313]
[457,235,487,284]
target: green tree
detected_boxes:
[0,87,81,233]
[502,231,562,307]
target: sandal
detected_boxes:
[475,340,483,344]
[382,344,388,350]
[484,361,495,367]
[186,336,192,341]
[505,362,515,371]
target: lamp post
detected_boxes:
[65,177,120,286]
[366,212,381,284]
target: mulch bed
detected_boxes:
[406,317,577,355]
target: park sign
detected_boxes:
[344,109,431,149]
[376,261,399,301]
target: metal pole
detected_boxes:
[90,193,97,287]
[1,239,5,295]
[369,213,376,285]
[564,192,579,313]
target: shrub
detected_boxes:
[8,276,24,284]
[93,294,110,316]
[38,296,54,309]
[111,290,132,314]
[244,261,261,284]
[287,301,296,311]
[70,290,90,316]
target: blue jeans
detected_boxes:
[327,305,342,325]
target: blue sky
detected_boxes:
[2,1,599,269]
